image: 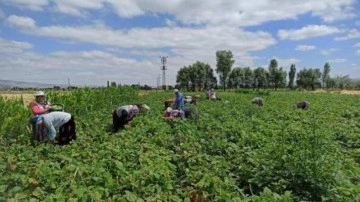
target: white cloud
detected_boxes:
[278,25,342,40]
[312,1,356,22]
[356,50,360,56]
[2,0,48,11]
[320,48,338,56]
[53,0,105,16]
[295,45,316,51]
[328,58,347,63]
[0,49,161,86]
[2,16,278,86]
[3,0,357,26]
[5,16,276,52]
[0,37,33,54]
[354,42,360,48]
[335,29,360,40]
[2,1,359,85]
[165,19,177,27]
[5,15,36,28]
[106,0,145,18]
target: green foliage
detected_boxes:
[216,50,235,91]
[0,90,359,201]
[176,61,217,91]
[296,68,322,90]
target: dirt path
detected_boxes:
[340,90,360,95]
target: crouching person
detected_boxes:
[163,107,196,121]
[252,97,264,106]
[32,111,76,145]
[164,99,175,110]
[296,101,310,110]
[112,104,150,132]
[163,107,185,120]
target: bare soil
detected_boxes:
[340,90,360,95]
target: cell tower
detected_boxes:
[160,56,168,90]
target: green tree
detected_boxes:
[322,62,331,88]
[228,68,244,88]
[268,59,278,88]
[176,61,217,91]
[243,67,254,88]
[216,50,235,91]
[253,67,268,90]
[176,66,192,90]
[288,64,296,89]
[296,68,322,90]
[268,59,286,90]
[334,75,351,89]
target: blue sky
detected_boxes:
[0,0,359,86]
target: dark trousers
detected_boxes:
[112,110,130,132]
[58,116,76,145]
[32,123,47,142]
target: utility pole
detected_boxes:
[68,78,70,87]
[157,74,161,89]
[160,56,168,90]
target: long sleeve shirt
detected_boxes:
[175,92,184,109]
[31,101,51,115]
[116,105,140,121]
[164,109,185,119]
[42,112,71,140]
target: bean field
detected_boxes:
[0,87,359,201]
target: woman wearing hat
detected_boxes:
[30,91,52,115]
[112,104,150,132]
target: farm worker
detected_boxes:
[164,98,175,110]
[163,107,194,120]
[184,95,197,105]
[184,95,192,103]
[296,101,310,110]
[174,89,184,109]
[163,107,185,120]
[209,88,217,100]
[252,97,264,106]
[112,104,150,132]
[34,111,76,145]
[30,91,52,115]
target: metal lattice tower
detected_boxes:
[160,56,168,90]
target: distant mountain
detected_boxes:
[0,79,68,89]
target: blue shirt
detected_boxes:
[175,92,184,109]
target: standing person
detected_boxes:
[112,104,150,132]
[30,91,52,115]
[174,89,184,109]
[33,111,76,145]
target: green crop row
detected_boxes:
[0,88,359,201]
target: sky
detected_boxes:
[0,0,359,87]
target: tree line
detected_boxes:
[176,50,359,91]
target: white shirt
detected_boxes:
[116,105,139,120]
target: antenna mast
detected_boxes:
[160,56,168,90]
